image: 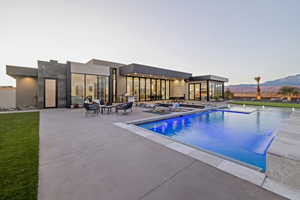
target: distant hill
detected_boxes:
[229,74,300,87]
[227,74,300,97]
[262,74,300,86]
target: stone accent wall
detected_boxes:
[37,60,67,109]
[70,62,110,76]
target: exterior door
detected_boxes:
[45,79,57,108]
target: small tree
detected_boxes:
[254,76,261,100]
[278,86,300,101]
[224,89,234,100]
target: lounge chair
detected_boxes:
[116,102,133,113]
[84,103,99,116]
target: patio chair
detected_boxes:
[84,103,99,116]
[116,102,133,113]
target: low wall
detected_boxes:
[266,111,300,190]
[0,88,16,108]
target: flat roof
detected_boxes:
[119,63,192,79]
[188,75,229,82]
[6,65,38,78]
[87,59,125,67]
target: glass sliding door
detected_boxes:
[209,81,223,100]
[105,77,109,103]
[126,77,133,96]
[216,82,223,98]
[85,75,98,100]
[195,84,201,100]
[189,84,195,100]
[71,74,85,105]
[133,77,139,101]
[201,81,208,101]
[146,78,151,100]
[124,76,173,102]
[45,79,57,108]
[151,79,156,100]
[71,73,109,105]
[157,80,161,100]
[99,76,109,103]
[161,80,166,100]
[166,80,170,100]
[140,78,146,101]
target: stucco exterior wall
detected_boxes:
[171,79,185,97]
[16,77,37,108]
[0,88,16,108]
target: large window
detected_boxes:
[85,75,98,99]
[140,78,146,101]
[157,80,161,100]
[146,78,151,100]
[195,84,200,100]
[71,73,109,105]
[189,82,207,101]
[201,81,208,100]
[99,76,109,103]
[189,84,195,100]
[71,74,85,105]
[126,76,171,101]
[85,75,98,100]
[151,79,156,99]
[105,77,109,102]
[126,77,133,96]
[134,77,139,101]
[166,80,170,100]
[161,80,166,100]
[209,81,223,100]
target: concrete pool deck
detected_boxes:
[38,108,290,200]
[267,110,300,190]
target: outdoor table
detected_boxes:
[100,105,113,114]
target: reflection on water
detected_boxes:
[139,108,291,171]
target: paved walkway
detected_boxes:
[38,108,287,200]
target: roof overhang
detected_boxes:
[6,65,38,78]
[119,63,192,79]
[188,75,229,82]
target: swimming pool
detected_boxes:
[138,108,291,171]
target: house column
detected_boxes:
[109,68,113,104]
[206,80,210,101]
[222,82,225,99]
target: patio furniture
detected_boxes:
[145,103,158,109]
[84,103,99,116]
[116,102,133,113]
[100,105,113,114]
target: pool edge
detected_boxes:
[114,107,300,200]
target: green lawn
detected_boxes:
[0,112,39,200]
[230,101,300,109]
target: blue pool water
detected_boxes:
[138,108,291,171]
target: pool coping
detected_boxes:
[114,107,300,200]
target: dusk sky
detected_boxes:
[0,0,299,86]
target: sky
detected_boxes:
[0,0,299,86]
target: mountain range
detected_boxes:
[229,74,300,87]
[227,74,300,95]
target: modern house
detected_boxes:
[6,59,228,109]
